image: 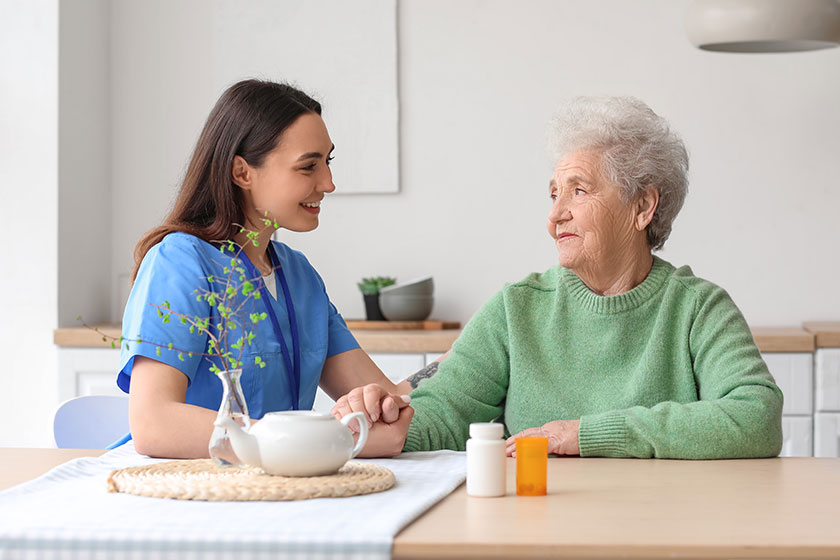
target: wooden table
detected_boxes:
[4,449,840,558]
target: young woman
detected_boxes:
[118,79,409,458]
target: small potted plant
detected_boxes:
[356,276,396,321]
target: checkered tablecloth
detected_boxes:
[0,443,466,560]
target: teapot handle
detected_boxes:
[340,412,370,458]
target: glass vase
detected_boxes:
[208,368,252,467]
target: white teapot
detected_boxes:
[213,410,369,476]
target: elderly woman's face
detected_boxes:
[546,151,641,271]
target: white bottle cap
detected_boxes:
[469,422,504,439]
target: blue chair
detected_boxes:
[53,395,131,449]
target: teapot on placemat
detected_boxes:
[214,411,369,476]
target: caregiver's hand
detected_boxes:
[331,383,411,432]
[505,419,581,457]
[356,405,415,458]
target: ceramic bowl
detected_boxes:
[379,276,434,296]
[379,293,434,321]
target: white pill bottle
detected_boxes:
[466,422,506,497]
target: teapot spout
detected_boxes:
[213,416,261,468]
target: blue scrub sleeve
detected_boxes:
[326,299,359,357]
[117,238,211,393]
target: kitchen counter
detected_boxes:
[55,325,816,354]
[53,325,461,354]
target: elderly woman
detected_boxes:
[337,96,783,459]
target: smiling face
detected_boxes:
[546,150,645,274]
[235,112,336,232]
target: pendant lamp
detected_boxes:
[686,0,840,52]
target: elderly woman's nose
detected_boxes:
[548,196,570,223]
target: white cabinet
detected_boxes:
[814,413,840,457]
[58,348,122,402]
[780,416,813,458]
[763,353,813,416]
[815,349,840,412]
[813,349,840,457]
[762,352,813,457]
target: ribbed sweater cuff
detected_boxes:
[403,422,425,452]
[579,411,628,457]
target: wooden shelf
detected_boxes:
[750,327,815,353]
[802,321,840,348]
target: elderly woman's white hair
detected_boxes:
[548,96,689,250]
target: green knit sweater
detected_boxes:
[404,257,783,459]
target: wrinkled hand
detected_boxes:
[505,419,580,457]
[331,383,411,432]
[356,405,415,458]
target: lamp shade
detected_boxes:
[686,0,840,52]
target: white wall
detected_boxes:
[106,0,840,328]
[0,0,59,446]
[59,0,111,327]
[286,0,840,326]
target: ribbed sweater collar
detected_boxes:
[559,256,674,314]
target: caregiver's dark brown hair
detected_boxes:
[131,79,322,282]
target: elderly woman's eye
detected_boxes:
[574,188,586,196]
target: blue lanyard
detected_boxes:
[237,244,301,410]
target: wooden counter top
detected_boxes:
[55,325,821,354]
[750,327,815,353]
[54,325,461,354]
[802,321,840,348]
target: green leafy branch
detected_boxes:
[81,216,281,374]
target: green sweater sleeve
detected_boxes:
[403,291,510,452]
[579,286,784,459]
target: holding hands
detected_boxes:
[506,419,581,457]
[330,383,411,428]
[331,383,414,457]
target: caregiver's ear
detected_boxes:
[634,186,660,231]
[231,155,254,190]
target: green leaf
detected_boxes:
[111,341,116,349]
[157,309,163,317]
[189,325,195,334]
[168,342,173,350]
[241,281,255,296]
[207,275,214,283]
[136,337,142,343]
[178,352,184,361]
[155,347,161,357]
[162,314,170,324]
[164,300,170,309]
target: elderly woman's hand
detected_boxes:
[331,383,411,432]
[356,405,415,458]
[505,420,581,457]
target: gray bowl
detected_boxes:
[379,293,434,321]
[379,276,434,296]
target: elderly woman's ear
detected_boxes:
[634,186,660,234]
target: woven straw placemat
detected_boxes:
[106,459,395,501]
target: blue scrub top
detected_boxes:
[117,232,359,417]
